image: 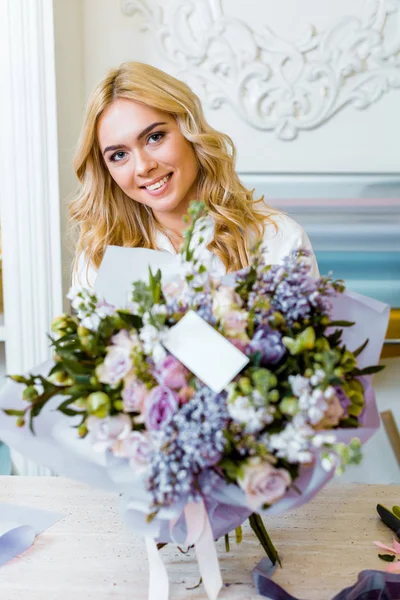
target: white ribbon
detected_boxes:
[145,498,222,600]
[145,536,169,600]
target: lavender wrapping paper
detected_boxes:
[0,290,390,542]
[0,503,63,566]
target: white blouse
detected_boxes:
[74,213,319,288]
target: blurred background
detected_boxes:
[0,0,399,479]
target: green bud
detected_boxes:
[268,312,285,327]
[48,371,74,386]
[23,386,38,401]
[320,316,330,326]
[333,367,344,378]
[87,392,110,418]
[51,314,69,332]
[279,397,299,416]
[268,389,280,402]
[113,400,124,411]
[10,375,29,384]
[304,368,313,378]
[16,416,25,428]
[74,397,88,409]
[89,376,99,387]
[349,437,361,450]
[341,350,357,371]
[238,377,252,395]
[77,325,91,338]
[316,338,330,352]
[77,422,89,438]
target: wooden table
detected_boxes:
[0,477,399,599]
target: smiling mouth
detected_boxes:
[141,173,172,191]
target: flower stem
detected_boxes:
[249,513,282,567]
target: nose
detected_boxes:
[134,147,158,180]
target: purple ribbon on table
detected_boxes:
[253,560,400,600]
[0,502,63,567]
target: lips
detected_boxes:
[141,173,172,191]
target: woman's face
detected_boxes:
[97,98,199,222]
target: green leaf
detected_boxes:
[2,409,25,417]
[58,406,84,417]
[378,554,396,562]
[62,358,91,376]
[353,338,369,358]
[392,506,400,518]
[353,365,385,376]
[115,311,142,329]
[327,320,355,327]
[224,533,230,552]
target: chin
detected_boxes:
[144,195,189,214]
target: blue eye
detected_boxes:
[110,151,127,163]
[147,132,164,144]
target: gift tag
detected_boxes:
[163,310,249,393]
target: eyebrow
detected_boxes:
[102,121,167,155]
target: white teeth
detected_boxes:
[145,173,171,191]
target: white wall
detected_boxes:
[53,0,85,307]
[81,0,400,173]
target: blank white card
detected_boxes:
[163,310,249,393]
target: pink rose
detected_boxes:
[96,346,132,387]
[222,309,249,339]
[156,355,188,389]
[227,337,248,353]
[145,385,178,431]
[315,388,344,429]
[238,458,291,511]
[112,431,152,473]
[162,280,185,301]
[212,286,242,319]
[122,375,148,413]
[86,414,131,453]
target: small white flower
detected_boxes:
[289,375,311,397]
[310,369,326,386]
[81,314,101,331]
[228,395,269,433]
[321,453,338,471]
[152,303,167,316]
[312,433,336,448]
[95,299,115,318]
[323,386,335,399]
[67,285,84,301]
[267,423,314,463]
[153,342,167,365]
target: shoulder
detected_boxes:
[261,212,320,277]
[72,253,98,288]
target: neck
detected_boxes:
[152,199,193,241]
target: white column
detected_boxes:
[0,0,63,475]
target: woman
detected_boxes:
[70,62,318,287]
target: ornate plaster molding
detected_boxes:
[121,0,400,139]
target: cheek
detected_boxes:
[109,165,132,190]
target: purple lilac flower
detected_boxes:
[147,386,230,507]
[246,326,286,365]
[248,250,334,326]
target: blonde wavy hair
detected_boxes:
[70,61,276,280]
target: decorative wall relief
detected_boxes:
[121,0,400,140]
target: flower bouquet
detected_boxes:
[0,202,389,599]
